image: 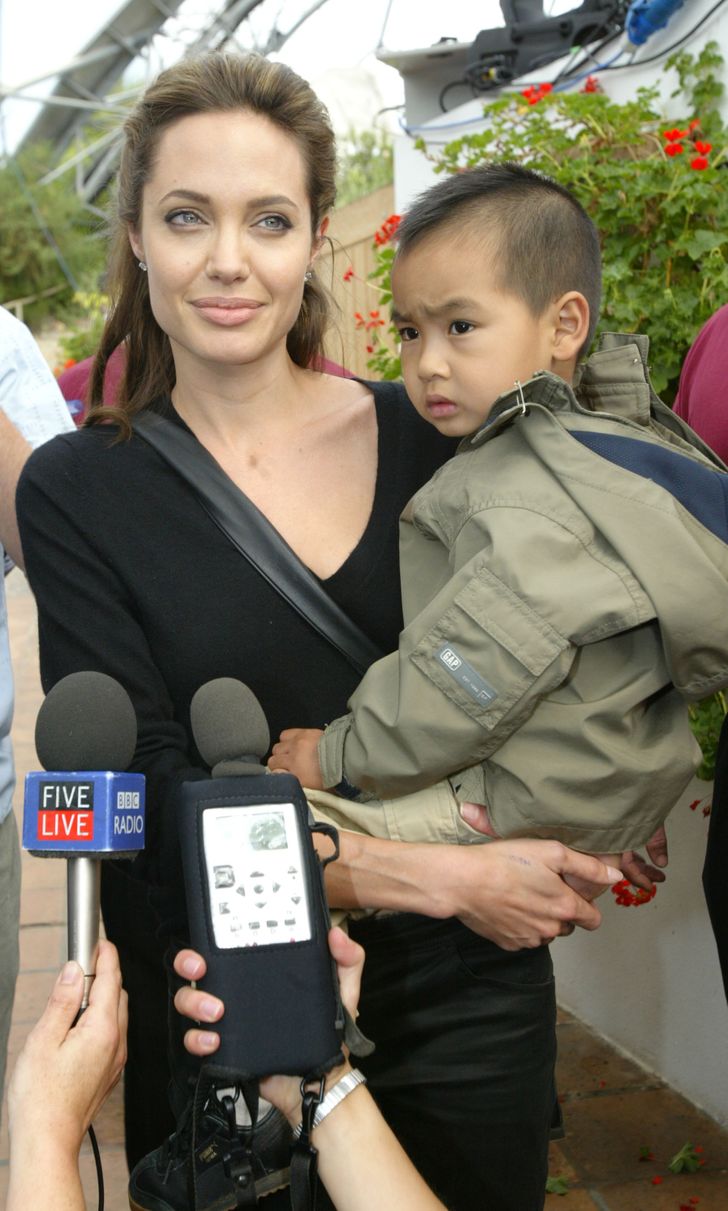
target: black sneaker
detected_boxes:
[128,1087,292,1211]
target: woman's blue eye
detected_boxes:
[166,210,202,226]
[258,215,291,231]
[450,320,474,335]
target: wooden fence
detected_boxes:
[318,184,396,379]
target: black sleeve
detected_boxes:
[16,433,206,886]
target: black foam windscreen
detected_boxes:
[190,678,270,769]
[34,671,138,773]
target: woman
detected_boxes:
[17,51,618,1211]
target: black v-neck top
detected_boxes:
[17,380,454,881]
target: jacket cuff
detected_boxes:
[317,715,352,790]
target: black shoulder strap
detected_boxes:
[132,412,384,676]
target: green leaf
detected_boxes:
[545,1175,570,1194]
[668,1142,703,1174]
[683,230,728,260]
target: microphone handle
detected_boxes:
[67,856,101,1010]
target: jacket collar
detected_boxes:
[462,333,653,451]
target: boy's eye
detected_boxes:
[450,320,474,335]
[166,210,203,226]
[397,326,419,343]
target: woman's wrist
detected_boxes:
[288,1058,355,1132]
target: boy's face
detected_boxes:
[392,232,564,437]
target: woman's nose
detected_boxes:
[206,226,251,283]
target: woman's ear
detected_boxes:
[551,292,590,366]
[310,215,330,266]
[128,225,144,264]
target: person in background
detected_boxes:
[0,304,74,1117]
[673,303,728,464]
[673,302,728,1001]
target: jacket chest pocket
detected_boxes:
[410,566,574,746]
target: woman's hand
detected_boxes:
[8,940,128,1154]
[173,926,364,1124]
[268,727,325,788]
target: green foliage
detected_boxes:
[364,43,728,400]
[336,127,394,207]
[0,144,106,327]
[688,692,727,782]
[668,1141,704,1174]
[545,1174,569,1194]
[58,291,109,366]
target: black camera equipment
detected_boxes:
[465,0,629,91]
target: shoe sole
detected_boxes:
[128,1168,290,1211]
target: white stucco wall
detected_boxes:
[552,776,728,1126]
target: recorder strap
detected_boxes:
[290,1078,325,1211]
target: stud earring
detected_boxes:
[304,269,313,282]
[138,260,148,272]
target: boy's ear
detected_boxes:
[551,292,590,365]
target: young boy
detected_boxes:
[270,163,728,869]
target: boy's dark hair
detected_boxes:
[395,163,602,353]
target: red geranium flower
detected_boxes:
[691,156,710,170]
[663,127,688,141]
[373,214,401,247]
[651,1174,663,1185]
[665,143,684,156]
[521,82,553,105]
[695,140,712,154]
[611,879,657,907]
[343,266,354,282]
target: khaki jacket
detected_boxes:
[317,335,728,854]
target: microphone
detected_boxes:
[178,678,343,1080]
[190,677,270,777]
[22,671,145,1007]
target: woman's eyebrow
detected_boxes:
[158,188,300,211]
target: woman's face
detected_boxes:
[129,109,324,375]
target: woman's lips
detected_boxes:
[191,298,263,326]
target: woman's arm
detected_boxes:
[7,941,128,1211]
[320,830,621,949]
[174,929,446,1211]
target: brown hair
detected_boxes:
[395,162,602,356]
[87,52,337,433]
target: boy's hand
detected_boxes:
[268,727,325,789]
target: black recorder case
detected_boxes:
[178,771,345,1083]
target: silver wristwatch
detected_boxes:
[292,1068,367,1140]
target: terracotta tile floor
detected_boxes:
[2,574,728,1210]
